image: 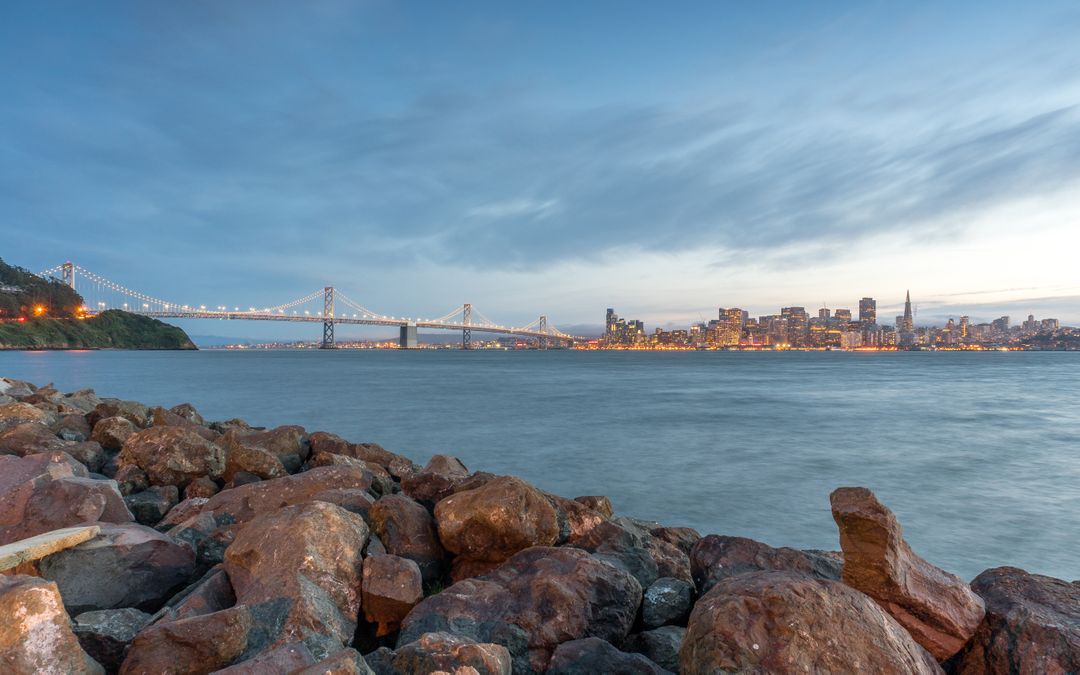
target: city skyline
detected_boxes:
[5,2,1080,340]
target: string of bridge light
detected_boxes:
[39,263,578,336]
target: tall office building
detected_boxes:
[902,291,914,332]
[859,297,877,326]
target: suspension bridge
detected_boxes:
[39,262,581,349]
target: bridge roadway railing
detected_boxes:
[84,310,578,342]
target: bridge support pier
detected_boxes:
[399,323,418,349]
[462,303,472,350]
[321,286,335,349]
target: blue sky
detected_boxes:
[3,1,1080,338]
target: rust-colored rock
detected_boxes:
[0,575,104,674]
[362,554,423,631]
[119,426,225,488]
[392,632,512,675]
[154,566,236,623]
[401,454,470,505]
[221,425,309,473]
[150,406,219,441]
[113,464,150,495]
[119,605,253,675]
[400,546,642,672]
[0,453,132,546]
[689,534,841,594]
[680,570,942,674]
[0,401,52,431]
[547,493,607,544]
[948,566,1080,674]
[449,556,503,583]
[0,421,69,456]
[223,501,368,657]
[434,475,559,564]
[221,439,287,482]
[91,416,138,451]
[831,487,985,661]
[90,400,150,428]
[573,495,613,518]
[168,403,206,426]
[185,476,219,499]
[368,493,445,584]
[574,518,689,588]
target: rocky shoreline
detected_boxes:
[0,377,1077,674]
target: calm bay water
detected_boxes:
[2,349,1077,581]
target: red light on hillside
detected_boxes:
[17,317,26,323]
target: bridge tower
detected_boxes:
[462,303,472,350]
[538,315,548,350]
[61,262,75,289]
[321,286,335,349]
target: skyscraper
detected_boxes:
[902,291,914,332]
[859,297,876,326]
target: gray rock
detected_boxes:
[623,626,684,672]
[547,637,670,674]
[124,485,180,526]
[72,607,152,671]
[642,577,694,628]
[39,522,196,615]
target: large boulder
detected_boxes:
[362,554,424,633]
[221,441,287,482]
[0,421,70,456]
[368,494,445,584]
[91,416,138,451]
[680,570,941,674]
[72,608,152,672]
[119,604,262,675]
[211,642,317,674]
[689,534,841,593]
[400,546,642,672]
[90,400,150,428]
[574,518,692,589]
[223,501,368,659]
[0,452,132,545]
[118,427,225,488]
[547,637,669,675]
[831,487,985,661]
[153,566,236,623]
[221,425,309,474]
[401,454,470,505]
[948,566,1080,673]
[38,522,196,615]
[149,406,219,441]
[434,476,559,564]
[0,401,52,431]
[391,632,512,675]
[0,575,104,674]
[163,466,376,567]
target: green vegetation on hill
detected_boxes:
[0,258,196,349]
[0,258,83,318]
[0,310,196,350]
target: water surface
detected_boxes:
[2,349,1077,581]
